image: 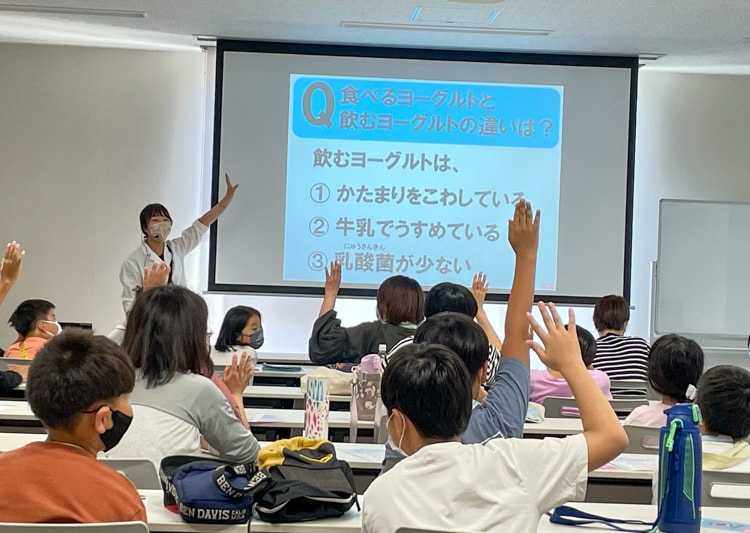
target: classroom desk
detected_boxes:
[256,352,314,366]
[247,408,373,431]
[0,401,582,439]
[0,426,654,503]
[244,385,348,402]
[522,417,583,437]
[0,357,31,371]
[143,492,750,532]
[538,502,750,531]
[0,400,36,421]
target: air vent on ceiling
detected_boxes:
[413,6,499,25]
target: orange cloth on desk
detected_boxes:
[4,336,48,359]
[0,442,146,523]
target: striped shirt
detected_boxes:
[592,334,650,397]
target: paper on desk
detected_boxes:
[606,453,658,472]
[702,518,750,532]
[249,413,283,423]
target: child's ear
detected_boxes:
[93,406,113,435]
[480,360,489,384]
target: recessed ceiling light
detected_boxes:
[341,21,550,36]
[0,4,146,17]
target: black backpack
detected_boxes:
[249,437,359,523]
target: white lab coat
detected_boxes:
[119,219,208,313]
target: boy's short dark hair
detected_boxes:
[648,334,704,403]
[566,324,597,366]
[413,312,488,378]
[593,294,630,332]
[8,299,55,336]
[696,365,750,441]
[424,283,478,319]
[377,275,425,325]
[382,343,472,439]
[139,203,172,237]
[27,331,135,430]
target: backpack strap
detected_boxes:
[550,506,656,532]
[212,464,271,498]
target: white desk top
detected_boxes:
[0,429,655,483]
[247,408,373,429]
[0,400,35,420]
[143,493,750,532]
[142,489,362,532]
[243,385,350,403]
[0,401,580,435]
[0,401,371,429]
[256,352,314,365]
[0,432,46,451]
[522,417,582,436]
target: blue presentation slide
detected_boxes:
[282,74,563,290]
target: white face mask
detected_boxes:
[148,221,172,242]
[387,411,408,457]
[41,320,62,337]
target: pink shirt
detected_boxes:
[530,369,612,404]
[624,402,670,428]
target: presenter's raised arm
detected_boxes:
[199,173,239,226]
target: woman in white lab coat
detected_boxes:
[119,173,238,313]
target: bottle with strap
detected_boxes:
[657,403,702,533]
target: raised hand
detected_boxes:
[508,199,540,257]
[222,352,255,395]
[324,261,342,297]
[219,173,239,207]
[471,272,489,308]
[526,302,583,374]
[143,262,170,290]
[0,241,25,286]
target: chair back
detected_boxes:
[99,458,160,489]
[542,396,648,419]
[0,358,32,371]
[541,396,579,418]
[609,398,649,418]
[623,425,660,454]
[609,379,658,400]
[702,470,750,507]
[0,523,148,532]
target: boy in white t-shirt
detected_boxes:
[362,302,628,533]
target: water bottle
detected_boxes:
[657,403,702,533]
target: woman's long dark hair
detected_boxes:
[122,285,211,387]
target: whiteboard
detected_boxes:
[654,199,750,338]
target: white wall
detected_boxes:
[1,45,748,368]
[0,43,206,347]
[630,70,750,366]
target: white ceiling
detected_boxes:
[1,0,749,73]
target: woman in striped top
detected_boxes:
[591,295,650,395]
